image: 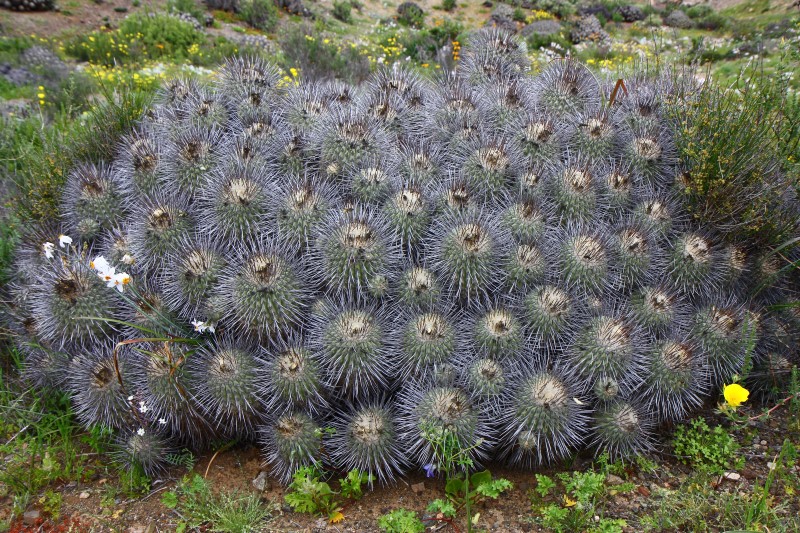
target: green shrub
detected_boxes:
[685,4,714,19]
[513,7,526,22]
[278,25,370,83]
[332,0,353,23]
[239,0,278,31]
[397,2,425,28]
[668,62,800,245]
[695,12,728,30]
[442,0,456,11]
[399,18,465,61]
[672,418,742,474]
[168,0,206,21]
[378,509,425,533]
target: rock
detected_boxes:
[411,482,426,494]
[482,0,493,6]
[616,4,645,22]
[277,0,311,17]
[252,470,269,492]
[79,491,90,499]
[664,10,694,29]
[742,467,758,480]
[487,4,517,32]
[397,2,424,27]
[570,15,611,45]
[606,474,625,485]
[637,485,651,497]
[723,472,741,481]
[760,440,767,446]
[521,19,562,37]
[22,510,41,525]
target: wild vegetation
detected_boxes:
[0,0,799,531]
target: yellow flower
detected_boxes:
[723,383,749,407]
[329,511,344,524]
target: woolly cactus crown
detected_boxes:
[7,28,798,480]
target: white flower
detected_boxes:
[43,242,55,259]
[90,255,111,275]
[121,254,135,265]
[136,428,145,436]
[139,401,149,414]
[107,272,132,293]
[158,418,167,425]
[58,235,72,248]
[192,320,215,334]
[127,395,134,401]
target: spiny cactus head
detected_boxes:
[127,341,211,446]
[722,243,749,288]
[128,193,194,272]
[569,110,618,161]
[397,308,458,379]
[313,205,399,298]
[191,339,266,438]
[261,336,327,414]
[459,355,506,405]
[508,112,563,165]
[68,344,131,430]
[499,370,588,466]
[274,174,337,252]
[163,236,227,320]
[315,108,388,179]
[456,135,515,202]
[632,195,681,239]
[569,313,643,394]
[123,280,180,336]
[591,400,654,460]
[220,243,307,339]
[395,264,442,310]
[179,86,230,130]
[401,383,488,468]
[198,159,272,244]
[623,125,676,186]
[548,159,600,225]
[115,128,163,197]
[691,299,747,385]
[553,225,610,293]
[164,126,226,198]
[383,183,433,255]
[505,242,547,291]
[347,158,396,205]
[500,197,547,243]
[397,141,443,186]
[328,401,406,485]
[534,59,600,117]
[21,343,70,392]
[434,176,481,217]
[311,300,392,400]
[521,284,579,351]
[609,220,658,289]
[668,231,723,296]
[630,285,686,333]
[476,75,534,128]
[261,410,322,484]
[470,305,523,362]
[115,426,174,477]
[599,163,635,215]
[429,210,507,307]
[63,162,126,241]
[642,337,707,422]
[282,80,330,136]
[32,256,119,348]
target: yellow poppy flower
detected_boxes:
[723,383,749,407]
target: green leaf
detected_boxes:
[161,491,178,509]
[427,498,456,519]
[445,476,465,499]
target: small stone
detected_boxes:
[252,470,269,492]
[411,482,425,494]
[723,472,741,481]
[742,468,758,480]
[79,491,90,499]
[637,485,651,497]
[760,440,767,446]
[23,510,40,525]
[606,474,625,485]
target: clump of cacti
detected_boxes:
[6,28,799,481]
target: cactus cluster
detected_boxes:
[7,29,799,482]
